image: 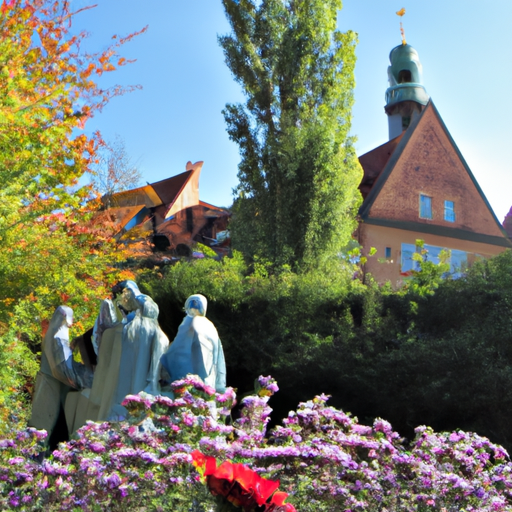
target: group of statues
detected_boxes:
[29,281,226,444]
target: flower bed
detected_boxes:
[1,375,512,511]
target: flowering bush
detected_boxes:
[1,375,512,510]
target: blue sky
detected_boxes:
[74,1,512,222]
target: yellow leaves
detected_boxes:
[396,8,406,17]
[0,1,145,348]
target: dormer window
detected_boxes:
[419,194,433,219]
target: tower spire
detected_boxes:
[396,8,406,45]
[384,11,429,140]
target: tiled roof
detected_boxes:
[358,133,404,199]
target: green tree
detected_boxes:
[220,0,362,269]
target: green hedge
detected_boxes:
[139,250,512,452]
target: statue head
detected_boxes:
[113,280,141,313]
[119,287,139,312]
[184,294,207,317]
[136,294,159,320]
[44,305,73,346]
[113,280,140,298]
[55,305,73,327]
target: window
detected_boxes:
[398,69,412,83]
[401,243,468,278]
[385,247,392,259]
[186,207,194,233]
[419,194,433,219]
[444,200,455,222]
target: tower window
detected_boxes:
[419,194,433,219]
[398,69,412,83]
[385,247,392,259]
[444,200,455,222]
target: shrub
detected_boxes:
[137,250,512,454]
[2,376,512,511]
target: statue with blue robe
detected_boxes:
[161,294,226,393]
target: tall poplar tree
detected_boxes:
[220,0,362,269]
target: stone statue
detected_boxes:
[65,285,169,430]
[91,282,129,355]
[109,294,170,418]
[161,294,226,393]
[72,280,141,371]
[65,280,142,432]
[29,306,93,444]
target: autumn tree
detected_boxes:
[0,0,143,427]
[91,135,142,206]
[220,0,362,270]
[0,0,144,308]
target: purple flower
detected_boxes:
[257,375,279,395]
[103,472,122,489]
[140,451,159,463]
[8,492,19,507]
[88,442,106,453]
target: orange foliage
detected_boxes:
[0,1,146,341]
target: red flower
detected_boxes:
[252,473,280,505]
[211,460,235,483]
[233,463,259,493]
[192,452,293,511]
[191,450,217,483]
[265,491,297,511]
[207,461,238,501]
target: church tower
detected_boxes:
[384,44,429,140]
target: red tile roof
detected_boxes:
[358,133,404,199]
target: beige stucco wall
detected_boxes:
[166,161,203,219]
[358,223,508,287]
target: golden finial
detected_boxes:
[396,8,406,45]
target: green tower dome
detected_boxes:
[385,44,430,139]
[385,44,429,109]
